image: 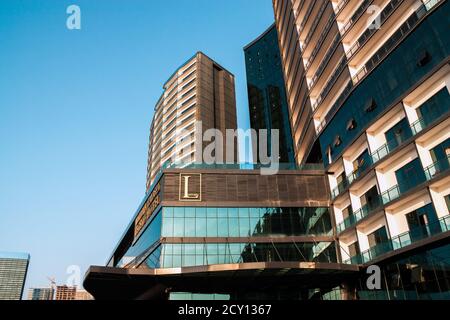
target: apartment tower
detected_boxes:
[273,0,450,298]
[146,52,238,191]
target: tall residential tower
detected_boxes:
[146,52,238,191]
[273,0,450,298]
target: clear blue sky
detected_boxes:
[0,0,274,294]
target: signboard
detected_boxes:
[134,183,161,238]
[179,173,202,202]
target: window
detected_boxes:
[385,118,412,149]
[353,149,370,173]
[445,195,450,213]
[395,158,426,193]
[347,119,357,131]
[342,206,353,220]
[406,203,439,241]
[430,138,450,163]
[348,241,360,257]
[336,172,346,188]
[360,185,380,211]
[368,227,389,248]
[364,98,377,113]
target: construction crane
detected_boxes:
[47,276,56,290]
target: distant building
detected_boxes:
[0,252,30,300]
[28,287,54,300]
[75,289,93,300]
[55,285,76,300]
[53,285,93,300]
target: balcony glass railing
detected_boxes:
[331,107,448,199]
[411,105,449,136]
[346,0,403,59]
[311,56,348,112]
[331,178,349,199]
[344,215,450,264]
[371,130,413,163]
[424,155,450,181]
[340,0,373,35]
[302,0,329,50]
[351,0,442,84]
[337,200,382,234]
[317,0,443,137]
[380,185,402,205]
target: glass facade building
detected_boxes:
[244,24,295,163]
[85,0,450,301]
[0,252,30,300]
[116,206,335,269]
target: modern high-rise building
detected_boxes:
[146,52,238,191]
[244,24,296,164]
[28,286,92,300]
[273,0,450,298]
[28,287,54,300]
[0,252,30,300]
[84,53,351,300]
[84,0,450,300]
[55,285,76,300]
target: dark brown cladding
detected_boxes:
[160,168,330,208]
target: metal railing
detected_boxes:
[309,33,342,90]
[344,214,450,264]
[311,56,348,112]
[302,0,329,50]
[351,0,442,84]
[337,199,382,234]
[315,0,443,137]
[340,0,373,35]
[346,0,404,59]
[424,154,450,181]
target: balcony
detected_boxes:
[309,34,342,90]
[331,178,349,199]
[340,0,373,35]
[424,154,450,181]
[337,173,431,233]
[371,130,413,163]
[302,0,329,51]
[351,0,443,84]
[411,101,450,135]
[315,0,444,137]
[311,56,348,112]
[331,105,448,199]
[337,199,382,234]
[344,214,450,264]
[346,0,404,59]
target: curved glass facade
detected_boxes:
[139,242,337,269]
[244,24,295,164]
[161,207,332,238]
